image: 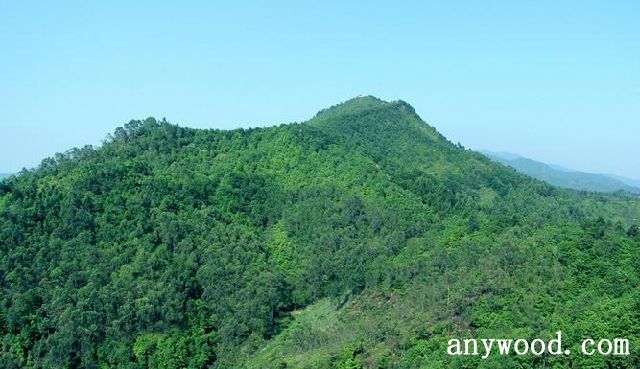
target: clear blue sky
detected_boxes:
[1,1,638,178]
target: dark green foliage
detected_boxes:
[1,97,639,368]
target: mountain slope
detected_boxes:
[605,173,640,189]
[1,97,639,368]
[482,150,640,194]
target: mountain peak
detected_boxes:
[313,95,391,119]
[308,96,446,145]
[312,95,420,123]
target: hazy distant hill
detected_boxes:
[605,173,640,189]
[482,150,640,194]
[0,173,11,180]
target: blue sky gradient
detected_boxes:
[1,1,638,178]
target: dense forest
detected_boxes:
[1,96,639,368]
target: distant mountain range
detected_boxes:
[0,173,11,180]
[481,150,640,194]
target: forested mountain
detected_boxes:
[1,96,640,368]
[482,150,640,194]
[0,174,11,180]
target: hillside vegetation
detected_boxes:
[1,96,639,368]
